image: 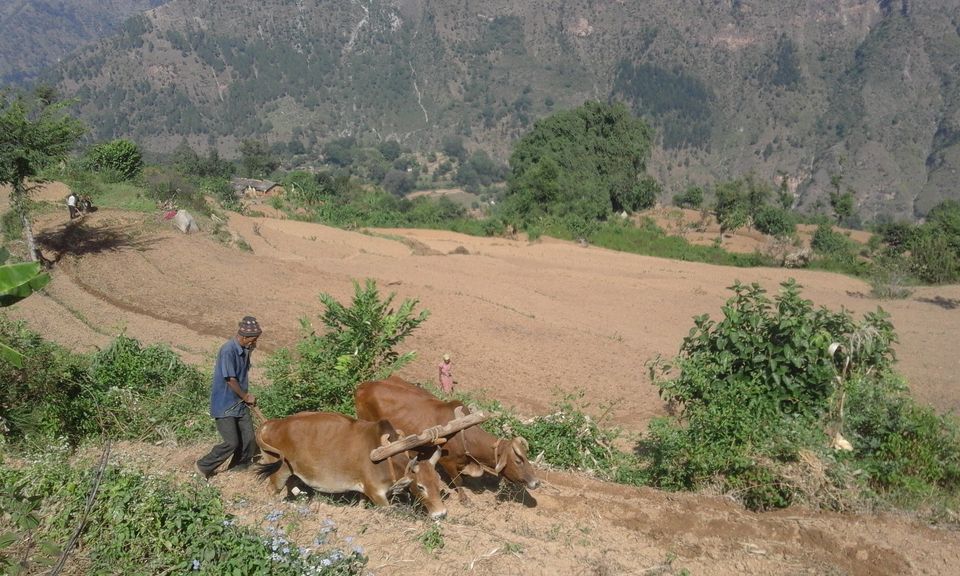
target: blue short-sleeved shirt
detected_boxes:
[210,337,252,418]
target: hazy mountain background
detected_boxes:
[0,0,167,85]
[4,0,960,221]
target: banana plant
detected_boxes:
[0,248,50,367]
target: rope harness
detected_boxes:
[460,431,505,477]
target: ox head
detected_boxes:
[378,433,447,520]
[404,448,446,520]
[494,436,540,491]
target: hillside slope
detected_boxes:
[40,0,960,221]
[0,0,167,85]
[5,188,960,575]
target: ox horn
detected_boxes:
[370,410,490,462]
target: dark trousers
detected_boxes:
[196,410,257,475]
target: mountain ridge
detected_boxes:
[19,0,960,221]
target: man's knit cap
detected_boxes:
[238,316,262,337]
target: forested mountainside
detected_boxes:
[0,0,167,85]
[37,0,960,221]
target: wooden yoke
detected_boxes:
[370,407,488,462]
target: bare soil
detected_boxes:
[6,184,960,575]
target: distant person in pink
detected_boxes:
[438,353,454,393]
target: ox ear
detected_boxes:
[494,440,510,474]
[389,477,413,495]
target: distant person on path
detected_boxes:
[438,353,455,394]
[195,316,262,479]
[66,191,79,219]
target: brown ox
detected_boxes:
[255,412,447,519]
[355,375,541,502]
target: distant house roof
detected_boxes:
[231,178,278,195]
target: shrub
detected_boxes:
[752,205,795,238]
[0,317,97,445]
[908,227,959,284]
[644,280,900,510]
[0,460,366,575]
[844,373,960,505]
[672,186,704,209]
[90,334,209,442]
[260,279,429,416]
[0,321,209,446]
[868,254,914,299]
[84,139,143,181]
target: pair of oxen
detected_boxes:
[255,375,541,519]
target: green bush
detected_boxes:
[84,139,143,181]
[752,205,795,238]
[844,373,960,505]
[672,186,703,209]
[90,334,209,442]
[643,280,900,510]
[0,317,98,445]
[260,279,428,417]
[0,320,209,446]
[467,391,644,483]
[908,227,959,284]
[0,460,366,575]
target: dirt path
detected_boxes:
[5,188,960,574]
[98,441,960,576]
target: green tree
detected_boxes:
[505,101,653,225]
[239,139,278,178]
[714,179,748,240]
[673,185,704,209]
[0,91,84,261]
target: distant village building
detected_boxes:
[230,178,283,199]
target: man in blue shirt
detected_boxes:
[195,316,262,479]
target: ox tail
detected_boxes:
[255,459,283,481]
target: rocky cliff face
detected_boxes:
[29,0,960,220]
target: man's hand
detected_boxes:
[244,393,257,406]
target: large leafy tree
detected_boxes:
[505,101,654,225]
[0,91,85,261]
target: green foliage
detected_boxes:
[84,138,143,181]
[844,374,960,504]
[469,391,644,483]
[261,279,428,416]
[172,140,235,179]
[672,186,703,209]
[644,280,902,510]
[0,317,97,444]
[908,226,960,284]
[142,166,210,215]
[752,205,795,238]
[0,90,85,260]
[0,460,367,575]
[0,253,50,367]
[0,320,209,446]
[810,223,861,272]
[713,180,749,238]
[239,139,278,178]
[505,101,654,226]
[588,218,771,268]
[868,254,914,299]
[417,523,445,553]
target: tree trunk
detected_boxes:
[12,182,39,262]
